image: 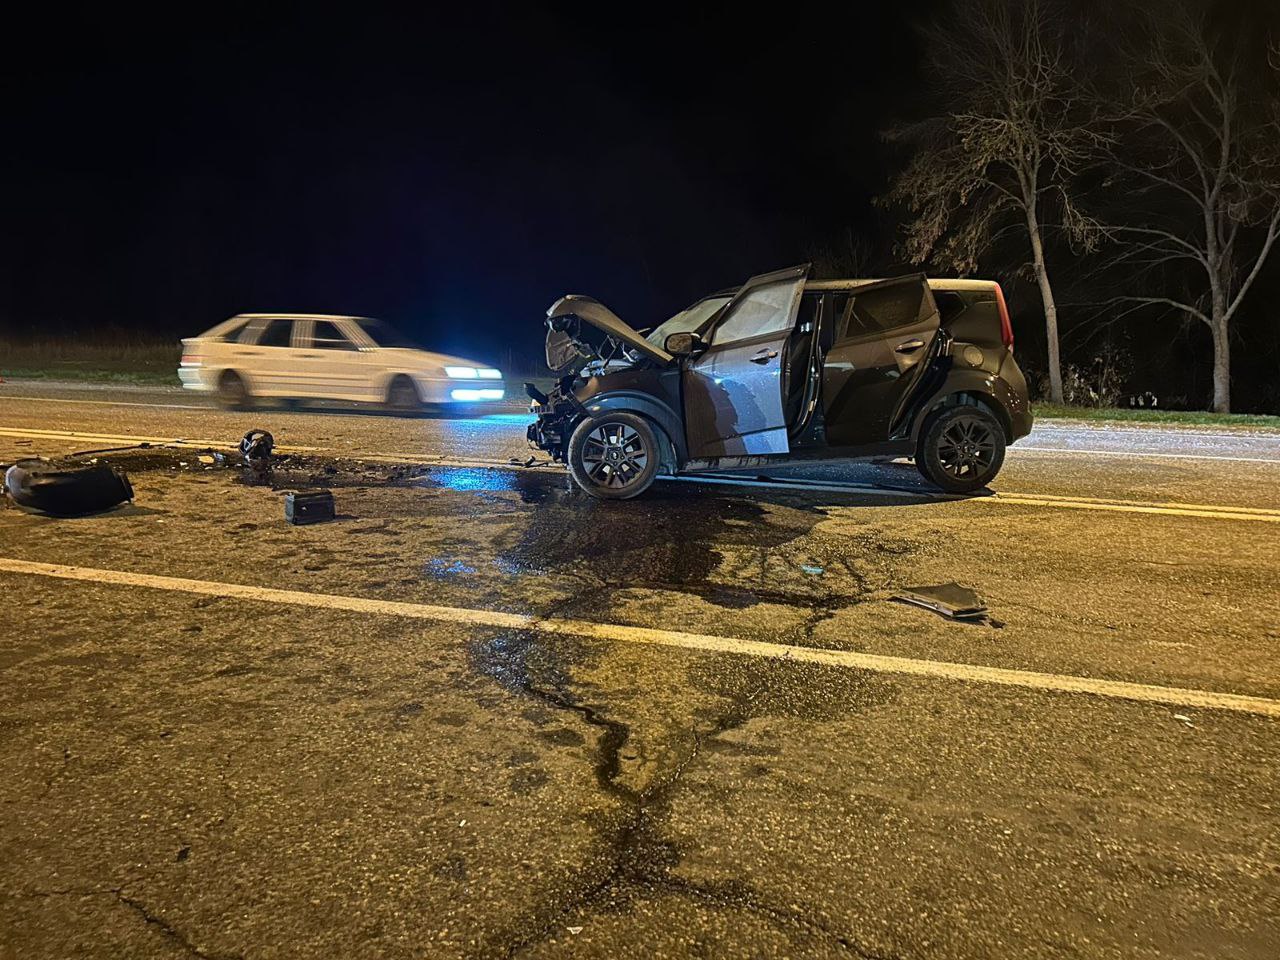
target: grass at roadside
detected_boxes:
[1,338,181,385]
[1033,402,1280,429]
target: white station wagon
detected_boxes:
[179,314,505,412]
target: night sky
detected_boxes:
[1,1,940,366]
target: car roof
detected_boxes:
[232,313,374,321]
[806,278,1000,292]
[705,278,1000,299]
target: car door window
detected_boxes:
[312,321,358,351]
[256,319,293,348]
[711,279,802,346]
[833,281,929,342]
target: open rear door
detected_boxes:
[821,275,941,447]
[683,265,809,459]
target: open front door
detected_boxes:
[821,275,941,447]
[683,265,809,459]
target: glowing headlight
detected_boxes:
[477,368,502,379]
[451,388,505,401]
[445,366,478,379]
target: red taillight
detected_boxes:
[181,354,201,366]
[993,283,1014,352]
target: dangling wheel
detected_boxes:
[916,406,1006,493]
[567,413,661,500]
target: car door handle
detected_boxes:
[894,339,925,353]
[750,349,779,364]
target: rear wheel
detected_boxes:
[216,371,253,410]
[385,376,422,416]
[916,405,1006,493]
[567,413,661,500]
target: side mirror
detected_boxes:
[665,332,706,357]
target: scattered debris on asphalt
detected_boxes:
[240,429,275,465]
[892,582,1002,626]
[285,489,336,525]
[3,458,134,517]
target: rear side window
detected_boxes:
[312,321,357,350]
[257,319,293,348]
[711,280,799,345]
[932,291,967,324]
[834,282,928,341]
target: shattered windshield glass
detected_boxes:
[645,296,731,348]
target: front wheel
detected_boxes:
[567,413,661,500]
[384,376,422,416]
[916,406,1006,493]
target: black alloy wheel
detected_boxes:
[916,406,1006,493]
[567,413,661,499]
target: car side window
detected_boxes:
[312,321,357,351]
[932,291,968,323]
[256,319,293,348]
[833,282,927,342]
[711,279,799,346]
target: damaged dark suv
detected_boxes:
[527,265,1032,499]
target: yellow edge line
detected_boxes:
[2,557,1277,719]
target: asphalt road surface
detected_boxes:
[2,381,1278,959]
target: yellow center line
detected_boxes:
[0,427,318,453]
[2,557,1276,719]
[3,425,1278,522]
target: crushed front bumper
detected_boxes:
[525,384,583,463]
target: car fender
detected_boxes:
[908,369,1025,443]
[579,391,688,466]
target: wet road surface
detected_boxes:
[2,382,1279,958]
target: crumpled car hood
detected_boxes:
[545,294,674,367]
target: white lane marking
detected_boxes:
[2,557,1277,718]
[1014,446,1280,464]
[3,425,1277,521]
[0,394,209,411]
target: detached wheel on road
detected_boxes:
[567,413,661,500]
[385,376,422,416]
[916,405,1006,493]
[216,370,253,411]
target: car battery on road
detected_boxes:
[284,490,335,525]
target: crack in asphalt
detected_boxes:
[2,873,237,960]
[116,891,242,960]
[471,630,888,959]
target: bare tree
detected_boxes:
[1093,5,1280,413]
[881,0,1100,403]
[805,227,876,280]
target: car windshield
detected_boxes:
[360,319,420,349]
[645,296,732,348]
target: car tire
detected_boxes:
[567,413,662,500]
[385,376,422,416]
[216,371,253,411]
[915,405,1006,493]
